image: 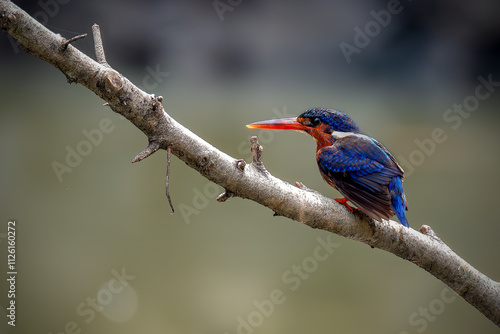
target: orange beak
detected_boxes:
[246,117,307,131]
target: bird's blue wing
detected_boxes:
[317,135,404,221]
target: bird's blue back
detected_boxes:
[316,133,409,226]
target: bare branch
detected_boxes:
[1,0,498,327]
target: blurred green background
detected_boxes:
[1,1,500,333]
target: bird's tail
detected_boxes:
[389,177,409,227]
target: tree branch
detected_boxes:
[1,0,498,327]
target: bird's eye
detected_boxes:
[310,117,321,127]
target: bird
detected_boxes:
[246,107,409,227]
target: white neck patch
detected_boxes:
[330,131,357,139]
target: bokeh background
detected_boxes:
[1,0,500,333]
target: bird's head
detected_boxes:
[247,107,360,148]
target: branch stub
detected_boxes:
[132,141,161,163]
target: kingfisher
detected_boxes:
[246,107,409,227]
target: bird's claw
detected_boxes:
[334,198,354,213]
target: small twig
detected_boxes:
[165,146,174,213]
[132,141,160,163]
[250,136,263,163]
[216,190,234,202]
[249,136,268,175]
[61,33,87,51]
[92,24,108,66]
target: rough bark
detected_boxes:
[1,0,498,327]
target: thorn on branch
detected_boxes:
[216,190,235,202]
[60,33,87,51]
[236,159,246,171]
[132,141,161,163]
[92,24,109,66]
[419,225,443,243]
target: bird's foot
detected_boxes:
[334,198,354,212]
